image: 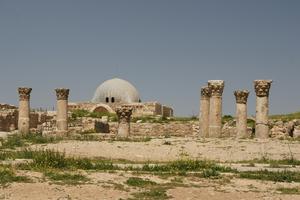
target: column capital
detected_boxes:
[254,80,272,97]
[208,80,225,97]
[234,90,249,104]
[201,86,211,98]
[116,106,133,123]
[18,87,32,101]
[55,88,70,100]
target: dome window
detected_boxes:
[111,97,115,103]
[106,97,109,103]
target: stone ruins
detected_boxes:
[0,78,299,139]
[68,78,173,118]
[234,90,249,138]
[116,106,133,138]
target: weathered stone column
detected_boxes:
[254,80,272,139]
[18,87,32,135]
[208,80,225,137]
[199,86,211,137]
[234,90,250,138]
[55,88,70,134]
[116,107,133,138]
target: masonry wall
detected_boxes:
[109,121,199,136]
[0,110,47,132]
[0,110,18,131]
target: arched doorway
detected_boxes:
[93,106,109,113]
[90,104,115,114]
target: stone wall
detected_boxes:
[68,101,174,117]
[0,110,48,132]
[109,121,199,136]
[0,110,18,131]
[162,106,173,117]
[0,104,17,110]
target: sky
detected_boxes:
[0,0,299,116]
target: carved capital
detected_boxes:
[254,80,272,97]
[55,88,70,100]
[116,106,133,123]
[208,80,225,97]
[18,87,32,101]
[201,86,211,98]
[234,90,249,104]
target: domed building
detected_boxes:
[91,78,141,104]
[68,78,173,117]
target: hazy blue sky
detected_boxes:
[0,0,299,116]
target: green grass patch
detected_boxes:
[270,112,300,122]
[277,187,300,194]
[130,187,170,200]
[26,149,116,170]
[139,160,234,174]
[126,177,157,187]
[0,166,31,186]
[44,171,89,185]
[70,109,117,121]
[109,137,151,143]
[240,170,300,182]
[222,115,234,125]
[237,158,300,166]
[0,149,117,171]
[0,133,62,149]
[131,116,198,124]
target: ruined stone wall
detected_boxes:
[68,101,173,117]
[0,104,17,110]
[109,121,199,136]
[162,106,174,117]
[0,110,48,132]
[0,110,18,131]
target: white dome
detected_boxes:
[91,78,140,103]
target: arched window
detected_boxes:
[106,97,109,103]
[111,97,115,103]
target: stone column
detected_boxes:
[208,80,225,137]
[55,88,70,134]
[254,80,272,139]
[18,87,32,135]
[234,90,250,138]
[116,106,133,138]
[199,86,211,137]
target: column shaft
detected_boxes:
[208,80,225,138]
[55,88,69,134]
[18,87,32,135]
[209,96,223,137]
[254,80,272,139]
[236,103,248,138]
[255,96,269,138]
[57,99,68,131]
[200,87,211,137]
[234,90,249,138]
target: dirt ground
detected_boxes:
[1,137,300,200]
[34,137,300,162]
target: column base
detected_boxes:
[209,126,222,138]
[117,123,130,138]
[255,124,269,139]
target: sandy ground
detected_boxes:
[1,137,300,199]
[1,170,300,200]
[33,137,300,162]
